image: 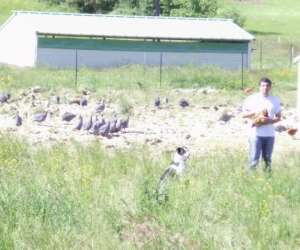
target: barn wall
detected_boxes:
[37,48,248,69]
[0,13,37,67]
[36,37,250,69]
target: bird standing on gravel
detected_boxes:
[15,112,22,126]
[154,97,161,108]
[94,100,105,113]
[120,117,129,129]
[0,92,11,103]
[62,112,76,122]
[115,119,122,133]
[219,111,234,122]
[74,115,83,130]
[80,97,88,106]
[99,121,110,137]
[179,99,189,108]
[33,111,48,122]
[83,115,93,131]
[109,119,117,133]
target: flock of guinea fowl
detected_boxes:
[0,90,130,137]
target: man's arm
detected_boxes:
[242,110,256,119]
[269,112,281,124]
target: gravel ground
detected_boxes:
[0,87,299,157]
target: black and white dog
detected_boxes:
[157,147,190,199]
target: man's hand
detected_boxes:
[253,116,270,127]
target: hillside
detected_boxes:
[0,0,73,25]
[222,0,300,40]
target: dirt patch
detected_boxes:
[0,87,299,156]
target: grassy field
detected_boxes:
[0,0,72,24]
[0,64,297,108]
[1,1,300,249]
[222,0,300,40]
[0,136,299,249]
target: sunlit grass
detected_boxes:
[0,136,299,249]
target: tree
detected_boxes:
[170,0,218,17]
[66,0,118,13]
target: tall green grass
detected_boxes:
[0,65,296,91]
[0,136,299,249]
[0,64,297,108]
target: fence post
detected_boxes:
[290,43,294,67]
[241,53,244,89]
[75,48,78,88]
[159,52,163,88]
[260,40,263,70]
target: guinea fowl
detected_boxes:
[80,97,88,106]
[154,97,161,108]
[33,111,48,122]
[0,92,11,103]
[15,112,22,126]
[179,99,189,108]
[62,112,76,122]
[74,115,83,130]
[83,115,93,130]
[120,117,129,129]
[99,121,110,137]
[94,100,105,113]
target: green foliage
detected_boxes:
[170,0,218,17]
[218,7,246,27]
[41,0,118,13]
[67,0,118,13]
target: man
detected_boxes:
[242,77,282,171]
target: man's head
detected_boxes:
[259,77,272,97]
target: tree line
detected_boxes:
[42,0,245,26]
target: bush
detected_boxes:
[218,7,246,27]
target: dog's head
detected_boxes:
[173,147,190,163]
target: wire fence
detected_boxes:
[251,39,300,70]
[37,38,300,89]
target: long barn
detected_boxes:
[0,11,254,69]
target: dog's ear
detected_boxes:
[176,147,186,156]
